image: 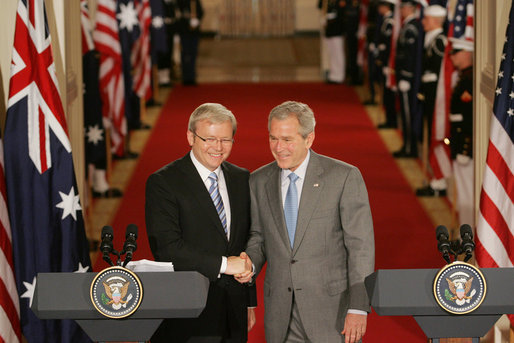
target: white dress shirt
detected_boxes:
[190,151,231,274]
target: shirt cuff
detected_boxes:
[347,309,367,316]
[219,256,227,276]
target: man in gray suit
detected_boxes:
[237,101,375,343]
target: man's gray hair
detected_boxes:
[268,101,316,138]
[188,103,237,135]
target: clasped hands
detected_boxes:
[225,252,254,283]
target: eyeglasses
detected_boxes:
[193,132,234,146]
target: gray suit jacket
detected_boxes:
[246,151,375,343]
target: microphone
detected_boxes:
[460,224,475,262]
[100,226,114,266]
[436,225,451,264]
[122,224,138,267]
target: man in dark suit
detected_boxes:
[237,101,375,343]
[146,103,256,342]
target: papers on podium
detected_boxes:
[125,259,174,272]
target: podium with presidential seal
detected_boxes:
[30,225,209,342]
[365,225,514,342]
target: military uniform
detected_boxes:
[376,8,397,128]
[319,0,346,83]
[176,0,204,85]
[418,28,447,142]
[395,12,422,156]
[157,0,179,85]
[344,0,361,84]
[449,66,474,226]
[364,0,379,104]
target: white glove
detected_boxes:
[190,17,200,28]
[382,66,390,76]
[398,80,411,92]
[456,154,471,165]
[320,16,327,26]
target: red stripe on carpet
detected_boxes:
[94,83,444,342]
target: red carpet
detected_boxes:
[94,83,445,342]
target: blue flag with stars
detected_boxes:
[4,0,92,341]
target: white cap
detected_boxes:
[449,37,473,51]
[379,0,398,5]
[424,5,447,17]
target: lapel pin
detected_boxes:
[313,183,319,187]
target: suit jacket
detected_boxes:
[246,151,375,343]
[146,153,256,342]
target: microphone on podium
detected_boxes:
[459,224,475,262]
[100,226,115,266]
[435,225,451,264]
[122,224,138,267]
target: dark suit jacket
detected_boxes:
[146,153,256,343]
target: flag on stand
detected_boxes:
[132,0,152,101]
[81,0,108,169]
[94,0,127,157]
[117,0,142,131]
[0,135,21,343]
[3,0,92,341]
[149,0,169,64]
[476,0,514,326]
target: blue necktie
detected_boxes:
[208,172,227,235]
[284,173,299,248]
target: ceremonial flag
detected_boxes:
[132,0,152,101]
[149,0,169,63]
[476,0,514,326]
[94,0,127,157]
[0,135,21,343]
[4,0,92,341]
[117,0,142,130]
[81,0,108,169]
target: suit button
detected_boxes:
[288,287,292,292]
[291,259,297,264]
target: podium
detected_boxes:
[31,271,209,342]
[365,268,514,342]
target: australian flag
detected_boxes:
[117,0,142,131]
[3,0,92,342]
[149,0,169,64]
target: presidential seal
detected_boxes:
[90,266,143,319]
[433,261,487,315]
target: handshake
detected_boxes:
[225,252,254,283]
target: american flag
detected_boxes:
[3,0,92,341]
[476,0,514,326]
[132,0,153,101]
[94,0,127,157]
[0,136,21,343]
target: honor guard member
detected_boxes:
[157,0,179,86]
[393,0,422,158]
[319,0,347,84]
[176,0,203,85]
[448,37,474,227]
[363,0,380,104]
[416,4,448,197]
[375,0,398,129]
[344,0,362,84]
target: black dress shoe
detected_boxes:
[92,188,123,198]
[325,80,343,85]
[415,185,447,197]
[113,151,139,160]
[145,99,162,107]
[134,122,152,130]
[392,149,418,158]
[377,122,396,129]
[363,99,377,105]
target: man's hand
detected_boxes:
[234,252,254,283]
[341,313,367,343]
[225,256,246,275]
[247,308,256,331]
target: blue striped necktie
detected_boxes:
[208,172,227,235]
[284,173,299,248]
